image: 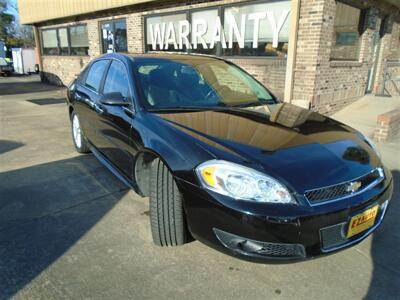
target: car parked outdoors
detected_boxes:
[66,53,393,262]
[0,57,13,76]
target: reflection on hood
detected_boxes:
[157,103,359,153]
[154,103,380,191]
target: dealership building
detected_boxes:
[19,0,400,114]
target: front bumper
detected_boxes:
[177,172,393,263]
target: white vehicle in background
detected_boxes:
[11,48,36,75]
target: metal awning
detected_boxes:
[18,0,155,25]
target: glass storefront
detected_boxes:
[191,9,219,55]
[223,2,290,57]
[144,0,291,57]
[146,13,187,51]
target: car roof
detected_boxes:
[99,52,225,65]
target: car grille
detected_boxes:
[305,168,384,205]
[252,242,305,257]
[320,200,389,251]
[320,223,347,249]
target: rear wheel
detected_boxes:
[150,158,187,246]
[71,111,90,153]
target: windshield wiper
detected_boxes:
[147,100,276,112]
[147,106,230,112]
[229,99,275,108]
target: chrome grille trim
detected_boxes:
[304,168,385,206]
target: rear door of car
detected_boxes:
[94,59,136,178]
[74,59,110,144]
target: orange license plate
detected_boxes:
[347,205,379,238]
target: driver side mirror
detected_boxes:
[100,92,130,106]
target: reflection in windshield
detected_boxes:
[135,58,275,110]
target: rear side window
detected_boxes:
[85,60,109,92]
[103,60,129,99]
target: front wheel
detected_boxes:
[71,111,90,153]
[149,158,188,246]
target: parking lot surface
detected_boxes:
[0,75,399,299]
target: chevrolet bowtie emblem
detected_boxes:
[347,181,362,193]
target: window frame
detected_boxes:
[40,24,89,56]
[330,1,365,62]
[143,0,289,59]
[99,18,128,54]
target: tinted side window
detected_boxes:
[85,60,109,92]
[103,60,129,99]
[78,65,90,84]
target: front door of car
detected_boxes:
[73,59,110,144]
[94,59,136,179]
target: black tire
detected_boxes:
[70,111,90,154]
[150,158,187,246]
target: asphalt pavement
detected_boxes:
[0,75,399,299]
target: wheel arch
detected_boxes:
[68,105,74,119]
[133,131,194,197]
[133,148,179,197]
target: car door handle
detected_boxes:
[75,93,90,104]
[94,103,104,114]
[75,93,85,101]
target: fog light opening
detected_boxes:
[213,228,305,258]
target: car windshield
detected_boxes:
[134,57,276,111]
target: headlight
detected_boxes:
[196,160,296,204]
[363,135,381,158]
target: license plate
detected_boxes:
[347,205,379,238]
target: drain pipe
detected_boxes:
[33,25,44,81]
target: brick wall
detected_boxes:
[294,0,365,115]
[232,59,287,99]
[373,108,400,142]
[293,0,399,115]
[42,56,90,86]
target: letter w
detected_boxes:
[149,23,166,50]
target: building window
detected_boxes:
[144,0,291,58]
[145,13,188,52]
[58,28,69,55]
[331,2,362,61]
[191,9,219,55]
[101,19,127,53]
[222,2,290,57]
[70,25,89,55]
[42,29,58,55]
[41,25,89,56]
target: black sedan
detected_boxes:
[66,53,393,262]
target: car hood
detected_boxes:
[153,103,380,193]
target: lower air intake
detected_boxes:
[213,228,305,259]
